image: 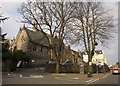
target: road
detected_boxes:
[2,73,89,84]
[2,73,119,85]
[89,74,119,84]
[1,68,119,86]
[86,74,120,86]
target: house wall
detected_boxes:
[82,51,107,65]
[26,42,50,66]
[62,46,72,61]
[16,29,29,52]
[28,42,50,57]
[83,55,88,63]
[92,53,105,65]
[12,29,51,66]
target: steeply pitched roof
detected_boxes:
[25,28,50,47]
[14,28,22,44]
[71,49,79,55]
[81,52,87,55]
[95,50,103,54]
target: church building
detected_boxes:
[9,22,81,66]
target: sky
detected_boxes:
[1,0,119,65]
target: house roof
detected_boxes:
[15,25,67,48]
[24,28,50,47]
[81,52,87,55]
[81,50,103,55]
[95,50,103,54]
[71,50,79,55]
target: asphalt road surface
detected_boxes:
[87,74,120,86]
[2,73,89,84]
[1,70,119,86]
[90,74,119,84]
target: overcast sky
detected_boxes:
[1,0,119,65]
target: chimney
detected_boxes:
[32,20,38,32]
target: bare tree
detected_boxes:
[18,1,77,73]
[0,7,8,42]
[67,2,115,77]
[0,7,9,23]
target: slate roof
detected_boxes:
[95,50,103,54]
[71,49,79,55]
[81,50,103,55]
[25,28,50,47]
[81,52,87,55]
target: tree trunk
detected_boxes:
[87,50,94,77]
[88,61,93,77]
[56,59,60,73]
[87,51,94,77]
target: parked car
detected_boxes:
[61,60,73,66]
[45,59,56,73]
[46,59,56,64]
[112,68,120,75]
